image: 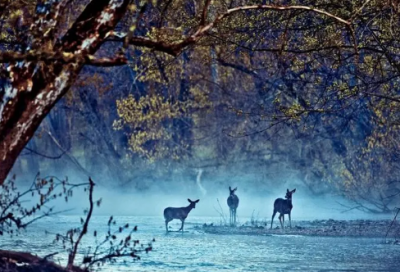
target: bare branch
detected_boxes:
[363,92,400,104]
[123,3,148,50]
[6,4,353,60]
[158,0,174,27]
[200,0,212,26]
[350,0,373,21]
[150,4,351,56]
[23,147,66,160]
[46,131,91,176]
[67,178,95,269]
[0,51,128,65]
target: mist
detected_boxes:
[14,166,393,223]
[84,183,391,221]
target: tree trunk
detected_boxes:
[0,250,85,272]
[0,0,130,184]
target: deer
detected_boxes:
[164,199,200,232]
[227,186,239,226]
[270,188,296,230]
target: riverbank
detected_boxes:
[199,219,400,240]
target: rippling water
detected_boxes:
[1,215,400,271]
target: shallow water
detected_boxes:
[1,215,400,271]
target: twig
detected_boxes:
[67,178,95,269]
[43,252,59,260]
[200,0,212,26]
[213,198,227,225]
[350,0,373,21]
[335,200,383,214]
[46,131,91,176]
[23,147,66,159]
[20,208,75,228]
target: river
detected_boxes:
[1,215,399,271]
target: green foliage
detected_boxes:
[114,84,212,160]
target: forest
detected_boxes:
[1,0,400,271]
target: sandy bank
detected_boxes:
[198,219,400,239]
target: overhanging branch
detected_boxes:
[0,4,353,61]
[99,4,354,57]
[0,51,128,66]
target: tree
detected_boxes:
[2,0,398,187]
[0,0,131,183]
[0,0,356,182]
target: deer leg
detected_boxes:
[271,210,277,229]
[278,214,283,229]
[278,214,281,228]
[178,219,184,232]
[234,209,237,226]
[282,214,285,229]
[165,220,169,233]
[288,213,291,228]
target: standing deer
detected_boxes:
[227,186,239,226]
[270,188,296,229]
[164,199,200,232]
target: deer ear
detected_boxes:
[188,198,192,203]
[287,189,289,192]
[234,187,237,191]
[292,189,296,193]
[229,186,232,191]
[195,199,200,203]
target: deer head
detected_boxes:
[188,198,200,209]
[229,186,237,196]
[285,188,296,200]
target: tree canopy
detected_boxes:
[1,0,400,211]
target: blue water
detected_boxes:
[1,215,400,271]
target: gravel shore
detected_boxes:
[199,219,400,239]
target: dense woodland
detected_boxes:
[1,0,400,214]
[0,0,399,245]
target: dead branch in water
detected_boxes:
[385,207,400,243]
[213,198,227,225]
